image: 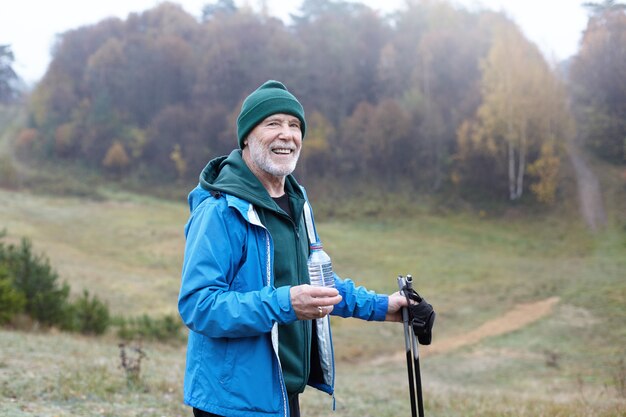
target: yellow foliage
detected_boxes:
[102,141,130,172]
[127,127,147,159]
[528,143,560,204]
[29,86,51,128]
[455,18,573,200]
[305,111,334,156]
[170,144,187,180]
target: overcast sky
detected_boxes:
[0,0,590,85]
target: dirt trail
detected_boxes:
[371,296,560,365]
[566,142,607,232]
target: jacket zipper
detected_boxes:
[263,227,288,417]
[248,204,288,417]
[293,220,311,397]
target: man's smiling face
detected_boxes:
[244,113,303,179]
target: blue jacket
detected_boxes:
[178,184,389,417]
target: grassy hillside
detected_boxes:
[1,105,625,416]
[0,189,187,316]
[0,184,624,416]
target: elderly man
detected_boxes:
[178,80,408,417]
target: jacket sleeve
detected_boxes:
[331,275,389,321]
[178,197,297,338]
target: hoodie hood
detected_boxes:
[192,149,304,212]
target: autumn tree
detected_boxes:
[83,4,198,127]
[102,141,130,176]
[456,18,573,202]
[414,5,487,189]
[146,105,204,179]
[21,0,568,203]
[339,99,411,186]
[170,144,188,181]
[194,7,300,111]
[28,17,125,159]
[297,111,334,182]
[292,0,389,124]
[338,101,375,178]
[528,143,561,204]
[54,122,77,157]
[379,1,489,189]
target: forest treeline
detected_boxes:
[12,0,626,202]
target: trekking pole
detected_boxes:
[397,275,425,417]
[397,275,418,417]
[405,275,424,417]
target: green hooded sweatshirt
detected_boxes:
[199,149,313,398]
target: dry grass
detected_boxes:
[0,329,187,417]
[2,326,624,417]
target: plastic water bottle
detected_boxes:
[307,242,335,288]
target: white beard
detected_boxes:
[247,137,300,178]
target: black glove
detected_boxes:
[409,298,435,345]
[402,285,436,345]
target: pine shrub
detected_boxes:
[116,313,183,342]
[64,290,111,335]
[0,236,70,326]
[0,267,26,324]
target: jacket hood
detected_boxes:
[191,149,303,212]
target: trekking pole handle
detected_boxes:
[405,274,413,291]
[397,276,410,322]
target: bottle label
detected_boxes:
[308,262,334,287]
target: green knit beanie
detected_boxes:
[236,80,306,149]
